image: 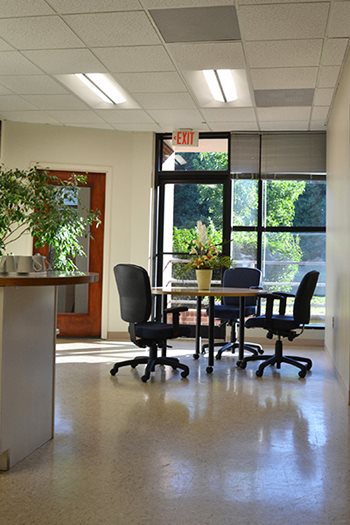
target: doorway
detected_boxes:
[35,170,105,337]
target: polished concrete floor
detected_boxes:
[1,339,350,525]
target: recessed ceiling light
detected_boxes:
[203,69,237,103]
[76,73,126,105]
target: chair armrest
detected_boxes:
[273,291,295,314]
[258,292,289,318]
[163,306,188,325]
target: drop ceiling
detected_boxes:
[0,0,348,133]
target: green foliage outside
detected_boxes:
[0,166,100,271]
[169,151,326,292]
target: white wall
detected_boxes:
[326,49,350,399]
[1,121,154,336]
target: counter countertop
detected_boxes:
[0,271,99,287]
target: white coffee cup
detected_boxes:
[5,255,17,273]
[0,256,6,273]
[16,255,42,274]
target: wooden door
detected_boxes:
[34,171,105,337]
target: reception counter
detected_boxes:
[0,272,98,471]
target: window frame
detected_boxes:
[153,132,326,327]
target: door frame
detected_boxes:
[34,170,106,337]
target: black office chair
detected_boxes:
[110,264,190,383]
[237,270,319,378]
[202,267,264,359]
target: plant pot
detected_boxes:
[196,269,213,289]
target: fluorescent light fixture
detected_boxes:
[203,69,237,103]
[76,73,126,105]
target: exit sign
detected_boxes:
[172,129,199,147]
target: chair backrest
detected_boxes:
[293,271,320,325]
[114,264,152,323]
[223,267,262,307]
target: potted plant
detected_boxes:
[186,221,231,288]
[0,165,100,271]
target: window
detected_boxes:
[155,132,326,326]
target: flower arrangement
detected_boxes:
[186,221,231,270]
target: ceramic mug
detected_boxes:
[32,253,48,272]
[16,255,42,274]
[0,255,17,274]
[0,255,6,273]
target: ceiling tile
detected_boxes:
[146,108,204,127]
[64,12,160,47]
[246,40,323,68]
[159,123,210,132]
[47,110,108,124]
[0,51,43,74]
[255,89,314,107]
[257,107,311,121]
[167,42,245,70]
[313,88,334,106]
[23,49,106,75]
[92,46,175,73]
[95,109,155,123]
[114,72,187,93]
[208,121,258,131]
[310,120,327,130]
[0,84,11,95]
[0,0,55,17]
[321,38,349,65]
[110,123,161,132]
[201,108,256,122]
[311,106,329,120]
[149,6,240,43]
[239,3,329,41]
[67,122,114,130]
[0,16,84,49]
[259,121,309,131]
[0,75,68,94]
[318,66,341,87]
[133,92,196,110]
[46,0,141,13]
[0,39,14,51]
[251,67,318,89]
[328,1,350,38]
[0,110,60,124]
[21,94,88,110]
[0,95,37,110]
[143,0,232,7]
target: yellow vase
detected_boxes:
[196,269,213,289]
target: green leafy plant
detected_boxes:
[0,165,100,271]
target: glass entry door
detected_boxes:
[158,182,225,334]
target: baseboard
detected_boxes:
[107,331,130,341]
[324,343,350,405]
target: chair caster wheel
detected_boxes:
[110,367,118,376]
[306,363,312,371]
[215,354,222,360]
[181,370,189,378]
[298,369,307,378]
[206,366,213,374]
[193,354,200,360]
[131,363,137,368]
[258,348,264,355]
[256,369,264,377]
[141,375,149,383]
[237,360,246,369]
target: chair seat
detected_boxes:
[134,321,175,340]
[213,304,256,320]
[246,314,300,332]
